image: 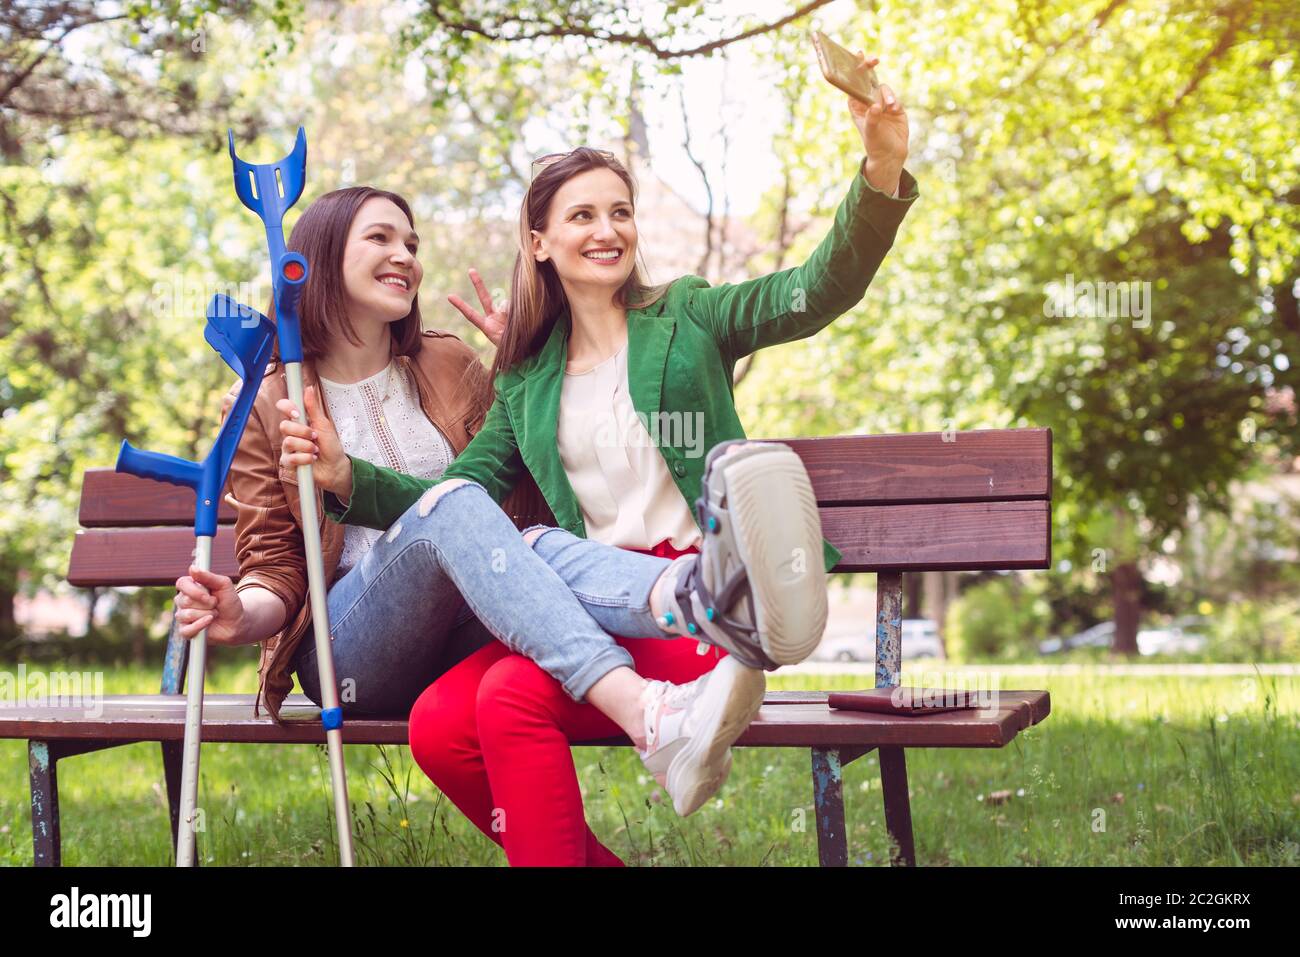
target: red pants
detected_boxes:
[407,540,721,866]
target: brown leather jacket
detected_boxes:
[225,329,549,722]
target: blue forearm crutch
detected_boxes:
[116,296,277,867]
[227,127,355,866]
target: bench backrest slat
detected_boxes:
[78,470,238,527]
[822,500,1050,572]
[77,428,1050,527]
[782,428,1051,506]
[68,497,1052,586]
[68,528,243,587]
[70,428,1053,586]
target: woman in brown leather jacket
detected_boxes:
[170,186,551,721]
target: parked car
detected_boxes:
[1137,616,1211,656]
[1039,617,1212,655]
[814,619,945,662]
[901,619,945,659]
[817,635,871,662]
[1039,621,1115,655]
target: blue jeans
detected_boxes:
[294,481,676,716]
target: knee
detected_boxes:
[715,440,758,462]
[408,680,478,776]
[521,525,550,548]
[475,656,560,738]
[416,478,474,519]
[521,524,567,550]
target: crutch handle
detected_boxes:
[116,442,202,492]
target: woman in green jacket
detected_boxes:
[280,52,916,864]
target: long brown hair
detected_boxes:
[490,148,670,379]
[282,186,549,527]
[271,187,447,422]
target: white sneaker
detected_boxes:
[637,656,766,816]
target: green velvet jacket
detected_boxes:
[327,159,919,571]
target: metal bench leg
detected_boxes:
[878,745,916,866]
[29,741,60,867]
[812,747,848,867]
[161,740,184,863]
[28,738,155,867]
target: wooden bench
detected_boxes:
[3,427,1053,866]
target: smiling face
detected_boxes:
[530,167,637,293]
[341,196,423,325]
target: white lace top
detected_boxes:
[318,359,455,576]
[556,342,702,551]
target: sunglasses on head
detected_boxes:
[530,148,618,179]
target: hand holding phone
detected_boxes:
[812,30,881,106]
[811,30,909,184]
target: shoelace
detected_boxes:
[642,674,709,751]
[661,675,704,710]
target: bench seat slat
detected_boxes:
[0,691,1050,749]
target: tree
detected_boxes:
[730,0,1298,653]
[0,0,271,641]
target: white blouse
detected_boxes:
[556,342,702,551]
[319,359,455,576]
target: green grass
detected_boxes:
[1,661,1297,866]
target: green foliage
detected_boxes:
[944,574,1053,662]
[1,0,1296,652]
[1160,463,1300,603]
[1209,597,1300,662]
[11,588,175,665]
[0,135,267,589]
[740,0,1298,542]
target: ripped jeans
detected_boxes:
[293,480,682,716]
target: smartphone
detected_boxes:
[811,29,881,106]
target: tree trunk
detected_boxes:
[1110,560,1143,656]
[923,571,957,655]
[0,581,15,644]
[85,587,99,638]
[903,572,923,619]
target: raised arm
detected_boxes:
[686,163,916,363]
[685,53,916,364]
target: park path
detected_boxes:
[785,662,1300,677]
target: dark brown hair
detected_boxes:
[285,186,424,363]
[275,187,448,424]
[489,148,670,379]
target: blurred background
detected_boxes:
[2,0,1297,666]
